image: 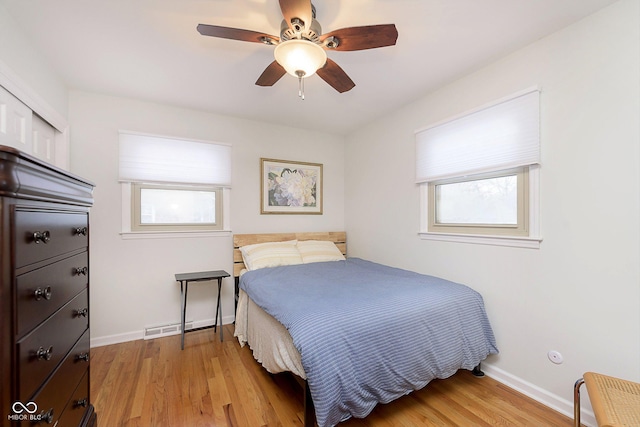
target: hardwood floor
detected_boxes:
[90,326,575,426]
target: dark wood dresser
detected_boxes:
[0,146,96,426]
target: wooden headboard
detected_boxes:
[233,231,347,277]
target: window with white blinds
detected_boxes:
[119,132,231,186]
[415,89,540,183]
[415,89,541,247]
[118,132,231,233]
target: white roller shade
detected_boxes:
[416,89,540,183]
[119,132,231,186]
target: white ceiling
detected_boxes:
[2,0,619,135]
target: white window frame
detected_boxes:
[427,167,529,236]
[416,88,542,248]
[131,183,223,232]
[121,183,231,238]
[419,165,541,248]
[118,131,231,238]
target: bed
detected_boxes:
[233,232,498,427]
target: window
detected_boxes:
[132,183,222,231]
[427,167,528,236]
[416,88,541,247]
[119,132,231,234]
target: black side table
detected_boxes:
[175,270,230,350]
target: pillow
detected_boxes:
[240,240,303,271]
[296,240,345,264]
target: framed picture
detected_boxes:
[261,158,323,214]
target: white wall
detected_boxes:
[345,0,639,421]
[67,90,345,345]
[0,3,68,121]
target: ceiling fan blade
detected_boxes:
[320,24,398,51]
[316,58,355,93]
[256,61,287,86]
[279,0,313,32]
[197,24,279,45]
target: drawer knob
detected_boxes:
[75,398,88,408]
[34,286,53,301]
[37,408,54,424]
[76,352,90,362]
[73,266,88,276]
[32,230,51,244]
[36,346,53,361]
[74,226,88,236]
[75,308,89,318]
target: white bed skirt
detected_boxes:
[234,289,306,379]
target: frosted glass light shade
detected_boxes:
[274,39,327,78]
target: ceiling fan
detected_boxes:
[197,0,398,98]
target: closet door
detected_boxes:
[0,84,33,153]
[0,85,66,168]
[32,113,56,163]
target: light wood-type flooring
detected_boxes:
[90,325,575,426]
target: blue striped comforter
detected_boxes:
[240,258,498,427]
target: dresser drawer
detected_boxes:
[56,371,91,427]
[47,329,90,404]
[14,209,89,268]
[17,290,89,402]
[16,252,89,338]
[20,336,90,426]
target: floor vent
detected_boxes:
[144,321,193,340]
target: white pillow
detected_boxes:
[240,240,303,271]
[296,240,345,264]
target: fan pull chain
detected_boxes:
[296,70,306,100]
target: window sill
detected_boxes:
[419,231,542,249]
[120,230,232,240]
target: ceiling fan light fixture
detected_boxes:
[197,2,397,95]
[274,39,327,78]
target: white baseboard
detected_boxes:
[90,330,143,348]
[482,363,596,427]
[90,314,235,348]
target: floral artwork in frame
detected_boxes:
[261,158,323,214]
